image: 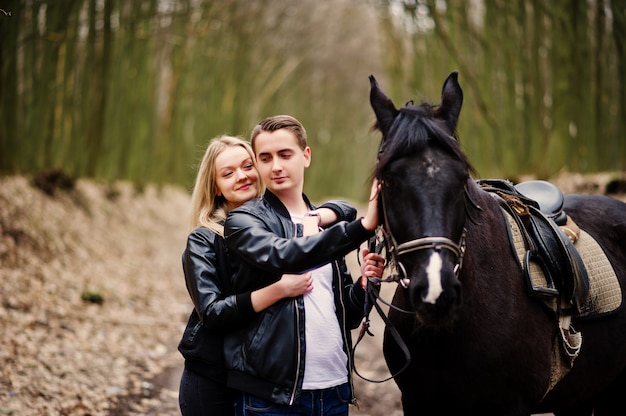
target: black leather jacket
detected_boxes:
[177,226,257,382]
[223,191,374,406]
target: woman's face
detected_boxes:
[214,146,260,209]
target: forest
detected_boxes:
[1,0,624,201]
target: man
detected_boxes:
[224,115,383,416]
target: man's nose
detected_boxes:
[271,158,282,171]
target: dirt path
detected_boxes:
[0,176,191,415]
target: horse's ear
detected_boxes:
[369,75,398,136]
[439,71,463,132]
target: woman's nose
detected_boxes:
[235,168,248,180]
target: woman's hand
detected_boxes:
[278,272,314,297]
[251,272,313,312]
[305,208,335,228]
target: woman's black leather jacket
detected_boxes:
[223,191,374,406]
[177,226,257,381]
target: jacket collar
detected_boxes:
[263,190,314,220]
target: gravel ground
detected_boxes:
[0,175,190,415]
[1,172,624,415]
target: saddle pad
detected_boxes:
[502,208,622,317]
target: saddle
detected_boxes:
[478,179,590,315]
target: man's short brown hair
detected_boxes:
[250,115,307,152]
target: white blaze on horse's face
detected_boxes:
[423,251,443,304]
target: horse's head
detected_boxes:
[370,71,475,327]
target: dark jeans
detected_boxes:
[179,367,235,416]
[235,383,351,416]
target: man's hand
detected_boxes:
[359,248,385,288]
[361,179,380,232]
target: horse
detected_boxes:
[368,71,626,415]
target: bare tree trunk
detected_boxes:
[610,0,625,170]
[84,0,112,176]
[0,1,21,172]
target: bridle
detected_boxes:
[356,96,476,383]
[352,181,468,384]
[378,180,467,289]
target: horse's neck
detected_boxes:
[467,179,499,213]
[465,180,509,238]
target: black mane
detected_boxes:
[374,102,475,179]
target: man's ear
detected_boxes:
[303,146,312,168]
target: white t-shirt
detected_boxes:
[301,262,349,389]
[291,215,348,389]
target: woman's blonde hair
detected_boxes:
[189,135,262,235]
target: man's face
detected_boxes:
[254,129,311,197]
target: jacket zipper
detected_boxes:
[289,296,302,405]
[336,261,356,404]
[289,220,302,405]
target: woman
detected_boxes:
[177,135,365,415]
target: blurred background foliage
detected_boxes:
[0,0,624,202]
